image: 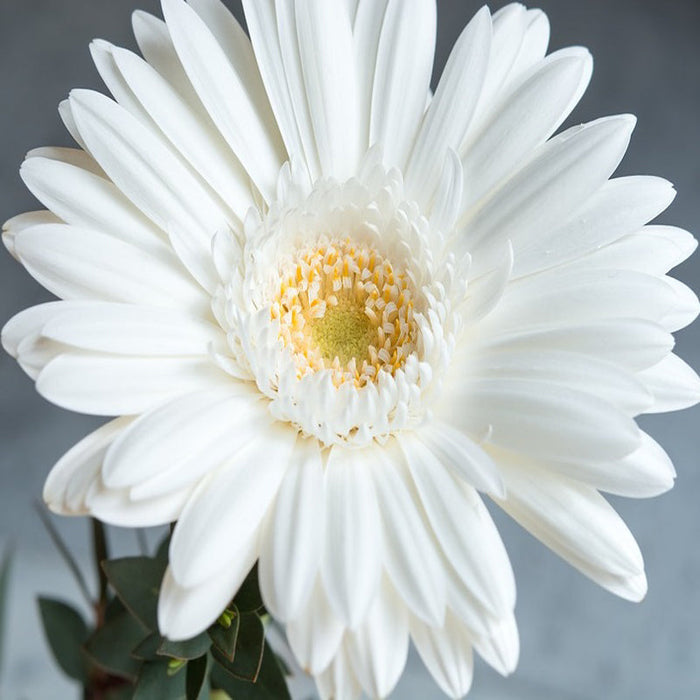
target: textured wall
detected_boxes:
[1,1,699,698]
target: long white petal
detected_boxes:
[461,116,637,268]
[638,353,700,413]
[286,578,344,675]
[3,211,61,260]
[403,435,515,618]
[295,0,361,180]
[161,0,284,200]
[259,438,325,622]
[405,6,491,204]
[169,424,296,587]
[461,48,593,211]
[370,0,436,170]
[13,224,206,314]
[102,386,263,493]
[20,155,169,255]
[346,577,409,698]
[410,612,475,700]
[446,377,641,463]
[496,459,647,599]
[321,445,382,628]
[158,549,256,641]
[43,417,133,515]
[36,354,227,416]
[315,640,362,700]
[515,178,678,278]
[369,441,446,626]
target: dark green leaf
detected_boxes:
[133,660,187,700]
[156,533,171,564]
[186,653,211,700]
[84,611,147,681]
[212,643,290,700]
[102,556,166,630]
[212,613,264,683]
[132,632,164,661]
[233,566,264,613]
[38,597,89,682]
[208,606,240,662]
[159,632,211,661]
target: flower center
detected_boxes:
[271,239,417,387]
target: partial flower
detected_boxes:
[3,0,699,698]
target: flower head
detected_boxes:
[3,0,699,697]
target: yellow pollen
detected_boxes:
[271,239,417,387]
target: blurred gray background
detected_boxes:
[1,0,699,698]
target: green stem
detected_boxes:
[91,518,109,626]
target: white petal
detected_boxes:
[321,445,382,628]
[287,579,345,675]
[410,611,475,700]
[86,477,194,528]
[131,11,196,99]
[542,432,676,499]
[460,349,653,415]
[353,0,390,154]
[403,434,515,618]
[158,549,256,641]
[21,155,168,255]
[240,0,307,172]
[370,0,436,170]
[36,353,227,415]
[2,302,77,358]
[58,99,91,153]
[161,0,283,200]
[477,319,674,373]
[69,89,227,247]
[575,225,697,276]
[638,353,700,413]
[43,417,133,515]
[40,303,223,357]
[14,224,206,313]
[25,146,105,176]
[462,116,637,269]
[446,378,641,462]
[294,0,361,180]
[3,211,60,260]
[505,9,550,86]
[169,424,296,587]
[473,612,520,677]
[461,48,593,212]
[460,241,513,324]
[102,385,263,493]
[406,7,491,204]
[315,640,362,700]
[259,438,325,621]
[496,460,646,598]
[421,422,505,497]
[430,150,464,236]
[515,177,678,277]
[369,440,446,626]
[109,44,254,223]
[346,577,409,698]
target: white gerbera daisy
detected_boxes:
[3,0,699,697]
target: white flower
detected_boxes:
[3,0,699,697]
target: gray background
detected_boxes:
[1,0,699,698]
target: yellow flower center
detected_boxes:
[271,239,417,387]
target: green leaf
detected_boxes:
[133,660,187,700]
[132,632,164,661]
[186,653,211,700]
[208,606,240,662]
[159,632,211,661]
[102,556,166,631]
[84,611,147,681]
[37,597,89,682]
[233,566,264,613]
[0,549,13,674]
[211,643,291,700]
[212,613,264,683]
[104,686,135,700]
